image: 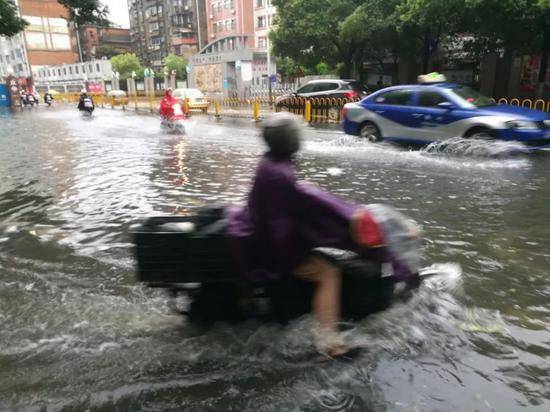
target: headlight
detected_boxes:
[506,120,539,130]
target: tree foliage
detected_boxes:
[270,0,363,77]
[0,0,28,37]
[57,0,110,27]
[110,53,142,80]
[95,45,128,59]
[271,0,550,83]
[163,54,187,80]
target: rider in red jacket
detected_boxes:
[159,88,184,120]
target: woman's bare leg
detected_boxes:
[294,256,348,356]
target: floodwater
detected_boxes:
[0,107,549,411]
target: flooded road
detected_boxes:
[0,107,549,411]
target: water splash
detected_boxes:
[421,137,528,158]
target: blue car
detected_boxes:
[343,80,550,148]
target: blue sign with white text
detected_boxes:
[0,84,10,107]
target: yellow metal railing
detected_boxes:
[496,97,550,112]
[53,94,550,121]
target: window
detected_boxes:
[418,90,448,107]
[75,66,79,74]
[89,63,93,72]
[315,82,339,92]
[149,22,159,32]
[48,18,69,34]
[96,63,100,72]
[449,85,494,107]
[51,34,71,50]
[231,19,235,29]
[25,32,46,49]
[256,0,264,7]
[258,36,266,48]
[374,89,413,105]
[257,16,265,28]
[297,84,316,94]
[58,68,61,76]
[69,66,72,74]
[22,16,44,31]
[63,68,67,75]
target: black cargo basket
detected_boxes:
[133,216,237,286]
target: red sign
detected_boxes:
[88,83,103,93]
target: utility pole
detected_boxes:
[265,2,272,107]
[195,0,202,49]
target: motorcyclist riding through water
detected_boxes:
[44,90,54,106]
[159,88,186,132]
[224,113,420,357]
[78,89,95,114]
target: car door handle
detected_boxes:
[374,110,385,114]
[412,113,423,118]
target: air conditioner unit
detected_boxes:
[231,9,235,14]
[209,14,213,19]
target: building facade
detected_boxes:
[0,33,31,80]
[17,0,79,75]
[128,0,207,70]
[0,1,31,80]
[81,26,133,61]
[205,0,254,48]
[34,59,113,93]
[253,0,275,51]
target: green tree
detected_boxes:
[463,0,550,92]
[340,0,405,81]
[315,62,333,75]
[0,0,28,37]
[270,0,363,77]
[163,54,187,80]
[397,0,470,72]
[57,0,110,27]
[110,53,142,79]
[96,45,127,59]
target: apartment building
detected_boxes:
[253,0,276,50]
[128,0,207,70]
[205,0,254,48]
[0,33,31,79]
[81,26,133,61]
[17,0,79,74]
[0,1,31,79]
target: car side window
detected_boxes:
[297,84,315,94]
[374,90,413,106]
[319,82,339,92]
[418,90,448,107]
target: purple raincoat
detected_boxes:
[225,153,362,281]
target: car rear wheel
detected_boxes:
[359,122,382,142]
[464,127,494,140]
